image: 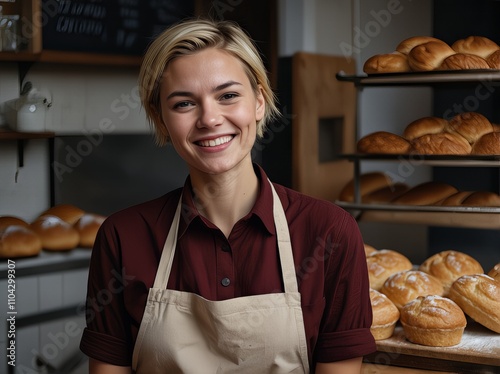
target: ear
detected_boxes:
[255,86,266,122]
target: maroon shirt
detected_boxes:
[80,164,375,368]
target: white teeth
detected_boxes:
[198,136,232,147]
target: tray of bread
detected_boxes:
[0,204,106,259]
[336,35,500,86]
[365,246,500,369]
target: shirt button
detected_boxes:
[221,244,231,252]
[221,277,231,287]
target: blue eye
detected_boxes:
[174,101,192,109]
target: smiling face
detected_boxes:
[159,48,265,176]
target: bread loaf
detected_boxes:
[396,36,444,55]
[449,274,500,333]
[74,213,106,248]
[471,132,500,155]
[391,182,458,206]
[0,225,42,258]
[488,263,500,282]
[381,270,445,310]
[366,249,413,291]
[451,36,500,59]
[0,216,29,231]
[357,131,411,154]
[486,49,500,69]
[419,250,484,296]
[408,41,456,71]
[30,215,80,251]
[338,172,392,202]
[400,295,467,347]
[461,191,500,207]
[364,243,378,256]
[411,132,472,155]
[362,183,410,204]
[39,204,86,225]
[439,53,490,70]
[438,191,474,206]
[447,112,493,144]
[403,117,448,141]
[363,53,410,74]
[370,289,400,340]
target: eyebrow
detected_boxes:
[166,80,242,100]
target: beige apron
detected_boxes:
[132,182,310,373]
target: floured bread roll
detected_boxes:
[363,52,410,74]
[419,250,484,296]
[39,204,86,225]
[338,172,392,202]
[408,41,456,71]
[74,213,106,248]
[486,49,500,69]
[403,116,448,141]
[396,36,444,55]
[370,289,400,340]
[366,249,413,291]
[391,182,458,206]
[471,132,500,155]
[488,263,500,282]
[439,53,490,70]
[446,112,493,144]
[381,270,444,310]
[400,295,467,347]
[357,131,412,154]
[0,216,30,231]
[411,132,472,155]
[31,215,80,251]
[0,225,42,258]
[451,36,500,59]
[364,243,378,256]
[449,274,500,333]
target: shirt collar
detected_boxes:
[177,163,276,238]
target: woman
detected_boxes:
[80,18,376,373]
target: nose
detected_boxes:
[197,101,223,129]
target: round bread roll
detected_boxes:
[30,215,80,251]
[381,270,445,310]
[437,191,474,206]
[364,243,378,256]
[493,123,500,132]
[363,52,410,74]
[74,213,106,248]
[338,172,392,202]
[471,131,500,155]
[446,112,493,144]
[403,117,448,141]
[370,289,400,340]
[486,49,500,69]
[391,182,458,206]
[39,204,86,225]
[363,183,410,204]
[439,53,490,70]
[449,274,500,333]
[366,249,413,291]
[396,36,444,55]
[419,250,484,296]
[357,131,412,154]
[451,36,500,59]
[411,132,472,155]
[0,216,30,231]
[408,41,456,71]
[487,263,500,282]
[461,191,500,207]
[400,295,467,347]
[0,225,42,258]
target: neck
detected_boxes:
[189,159,259,238]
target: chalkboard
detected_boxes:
[41,0,195,55]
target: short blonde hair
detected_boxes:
[139,18,280,146]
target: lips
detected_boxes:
[196,135,234,147]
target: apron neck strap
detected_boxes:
[153,179,299,294]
